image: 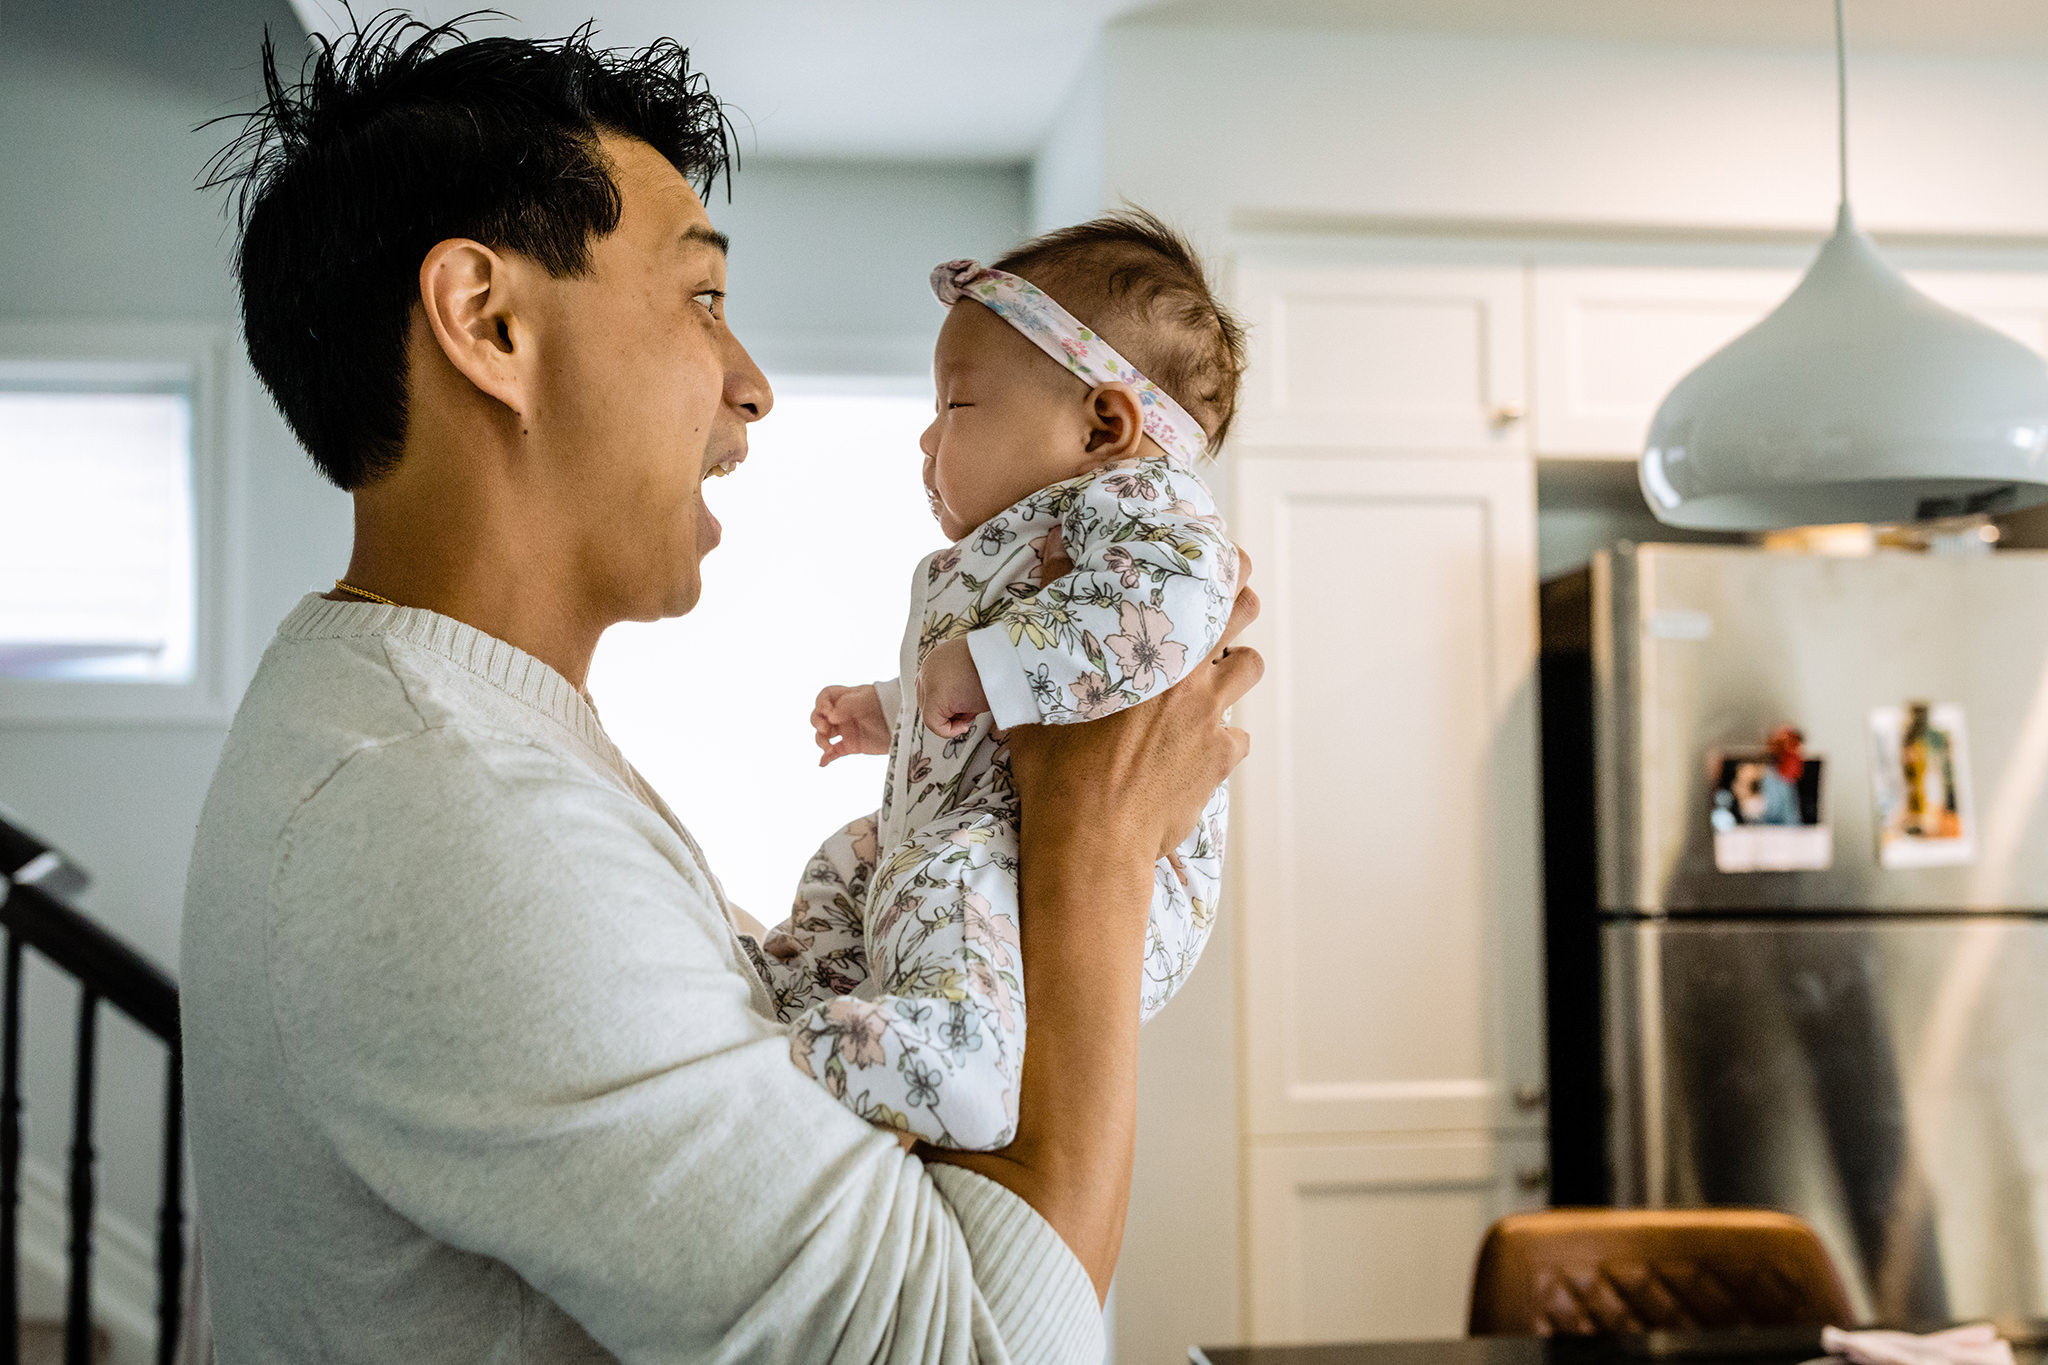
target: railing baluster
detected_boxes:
[2,830,186,1365]
[65,989,97,1365]
[155,1049,182,1365]
[2,931,22,1365]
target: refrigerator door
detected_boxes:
[1607,917,2048,1322]
[1597,545,2048,913]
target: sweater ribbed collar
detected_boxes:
[276,594,623,775]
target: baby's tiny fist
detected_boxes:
[916,638,990,738]
[814,683,891,766]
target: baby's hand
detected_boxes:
[812,684,892,767]
[916,637,991,738]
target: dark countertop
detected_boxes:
[1192,1327,2048,1365]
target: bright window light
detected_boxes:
[588,385,945,924]
[0,389,196,681]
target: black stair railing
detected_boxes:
[0,813,182,1365]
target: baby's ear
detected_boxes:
[1084,382,1146,460]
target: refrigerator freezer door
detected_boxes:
[1607,917,2048,1322]
[1600,545,2048,912]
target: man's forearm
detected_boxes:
[921,818,1155,1300]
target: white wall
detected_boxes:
[1034,23,2048,1365]
[0,0,336,1268]
[1053,25,2048,242]
[715,157,1029,374]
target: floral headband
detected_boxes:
[930,259,1208,464]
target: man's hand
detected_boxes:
[811,684,892,766]
[915,637,990,738]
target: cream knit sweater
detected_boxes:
[180,596,1103,1363]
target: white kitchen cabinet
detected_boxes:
[1232,264,1529,450]
[1231,451,1545,1140]
[1908,270,2048,355]
[1530,263,2048,459]
[1195,245,2048,1358]
[1245,1133,1550,1345]
[1529,266,1797,458]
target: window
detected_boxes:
[588,380,944,921]
[0,386,196,681]
[0,325,229,723]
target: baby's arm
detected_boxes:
[752,680,905,1016]
[812,680,897,765]
[963,458,1237,729]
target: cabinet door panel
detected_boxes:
[1530,267,1797,458]
[1234,453,1543,1137]
[1245,1135,1549,1345]
[1233,266,1527,449]
[1905,271,2048,356]
[1530,264,2048,460]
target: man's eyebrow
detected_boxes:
[683,225,730,256]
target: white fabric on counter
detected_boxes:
[1818,1325,2015,1365]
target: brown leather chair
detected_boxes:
[1467,1208,1855,1337]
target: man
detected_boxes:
[182,16,1259,1362]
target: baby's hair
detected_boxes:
[993,208,1248,450]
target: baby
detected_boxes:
[741,211,1245,1150]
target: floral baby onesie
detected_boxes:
[743,451,1236,1151]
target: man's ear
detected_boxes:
[418,239,527,416]
[1083,381,1147,461]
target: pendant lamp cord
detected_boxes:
[1834,0,1849,210]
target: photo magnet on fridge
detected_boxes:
[1869,701,1975,869]
[1708,725,1832,873]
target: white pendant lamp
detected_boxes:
[1640,0,2048,531]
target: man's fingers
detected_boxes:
[1212,645,1264,711]
[1222,724,1251,769]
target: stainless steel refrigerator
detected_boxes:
[1542,543,2048,1324]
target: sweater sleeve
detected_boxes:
[966,457,1237,730]
[265,727,1100,1365]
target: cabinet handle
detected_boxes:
[1516,1165,1550,1192]
[1491,402,1526,427]
[1513,1084,1548,1111]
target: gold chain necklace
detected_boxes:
[332,579,398,606]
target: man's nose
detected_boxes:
[724,333,774,421]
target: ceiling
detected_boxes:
[1147,0,2048,53]
[284,0,2048,161]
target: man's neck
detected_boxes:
[332,464,607,690]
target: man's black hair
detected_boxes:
[204,12,734,490]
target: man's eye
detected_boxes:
[693,290,725,318]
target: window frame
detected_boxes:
[0,323,237,726]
